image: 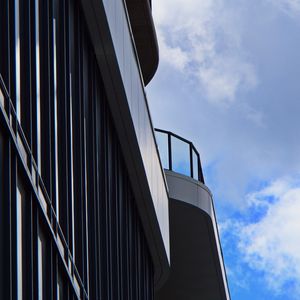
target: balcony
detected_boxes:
[154,129,231,300]
[155,129,205,183]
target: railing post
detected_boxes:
[190,144,193,178]
[168,133,172,171]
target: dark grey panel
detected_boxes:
[155,171,231,300]
[156,199,225,300]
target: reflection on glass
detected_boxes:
[15,0,21,121]
[192,150,198,180]
[155,132,169,169]
[57,271,63,300]
[17,183,23,299]
[70,73,75,259]
[171,136,190,177]
[38,234,43,300]
[53,12,59,220]
[0,88,4,108]
[38,229,46,300]
[35,0,41,172]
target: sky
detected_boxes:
[146,0,300,299]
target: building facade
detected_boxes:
[0,0,169,299]
[0,0,229,299]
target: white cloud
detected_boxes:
[152,0,258,105]
[156,30,189,72]
[197,57,257,105]
[238,177,300,296]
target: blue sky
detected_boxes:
[146,0,300,299]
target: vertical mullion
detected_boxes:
[10,153,17,300]
[60,0,69,245]
[168,133,172,171]
[190,144,193,178]
[34,0,41,173]
[66,0,75,268]
[14,0,21,122]
[8,141,13,300]
[39,0,52,196]
[20,0,32,147]
[52,0,59,222]
[198,155,202,182]
[28,194,34,299]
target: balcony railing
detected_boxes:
[155,129,205,184]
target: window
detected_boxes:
[192,150,199,180]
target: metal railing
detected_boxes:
[155,129,205,183]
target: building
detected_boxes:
[0,0,229,299]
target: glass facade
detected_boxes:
[0,0,155,299]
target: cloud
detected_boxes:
[197,57,257,105]
[238,177,300,296]
[269,0,300,17]
[152,0,258,105]
[156,30,189,72]
[149,1,300,297]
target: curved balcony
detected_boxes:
[154,129,231,300]
[155,129,205,183]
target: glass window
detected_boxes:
[171,136,190,177]
[155,132,169,169]
[192,149,199,180]
[0,88,4,108]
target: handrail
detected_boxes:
[155,128,205,183]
